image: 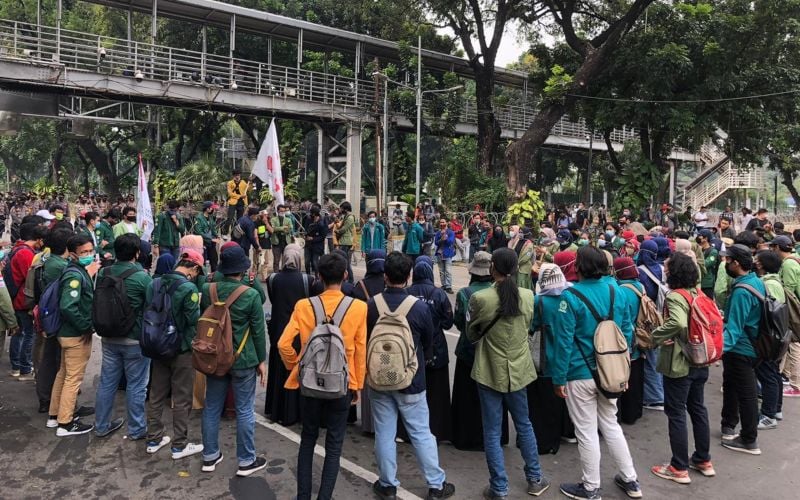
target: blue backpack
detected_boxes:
[39,265,87,338]
[140,276,188,360]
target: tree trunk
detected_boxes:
[780,168,800,208]
[77,138,121,198]
[474,69,500,174]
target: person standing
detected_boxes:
[402,212,424,262]
[468,248,550,499]
[194,201,220,273]
[93,234,153,439]
[361,210,386,256]
[270,204,293,272]
[145,250,204,459]
[304,208,327,276]
[334,201,356,283]
[508,225,534,290]
[113,206,144,238]
[772,236,800,398]
[650,253,714,484]
[697,230,719,299]
[467,214,484,262]
[279,252,367,500]
[614,257,646,426]
[152,201,185,260]
[225,170,249,235]
[95,209,120,264]
[434,218,455,293]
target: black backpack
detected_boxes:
[140,276,188,359]
[735,283,792,363]
[92,268,142,337]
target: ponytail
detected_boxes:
[492,247,521,317]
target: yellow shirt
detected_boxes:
[227,179,249,207]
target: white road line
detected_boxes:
[254,413,423,500]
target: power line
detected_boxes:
[567,89,800,104]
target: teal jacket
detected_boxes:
[401,222,424,255]
[549,278,634,386]
[723,272,764,358]
[360,222,386,253]
[146,271,200,353]
[617,279,644,361]
[533,293,567,378]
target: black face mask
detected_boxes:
[127,216,137,222]
[724,262,738,279]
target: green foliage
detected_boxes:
[503,189,545,231]
[153,171,178,209]
[173,158,228,201]
[610,141,664,214]
[543,65,573,102]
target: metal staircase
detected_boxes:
[680,140,764,209]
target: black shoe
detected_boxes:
[373,480,397,500]
[236,456,267,477]
[75,405,95,418]
[426,482,455,500]
[202,453,223,472]
[38,401,50,413]
[56,421,94,437]
[722,437,761,455]
[95,418,125,438]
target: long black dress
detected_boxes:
[265,269,314,425]
[353,272,386,433]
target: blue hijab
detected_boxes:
[412,256,435,284]
[154,253,176,276]
[366,249,386,276]
[653,237,671,263]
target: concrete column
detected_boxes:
[345,123,362,220]
[315,124,329,203]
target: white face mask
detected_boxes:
[509,231,516,238]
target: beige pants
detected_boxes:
[49,335,92,424]
[782,342,800,389]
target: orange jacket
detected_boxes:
[278,289,367,390]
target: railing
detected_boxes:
[683,161,765,209]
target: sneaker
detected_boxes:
[757,415,777,430]
[643,402,664,411]
[201,453,223,472]
[783,387,800,397]
[426,482,455,499]
[561,436,578,444]
[146,436,171,454]
[775,412,784,421]
[172,443,203,460]
[236,456,267,477]
[721,426,738,440]
[559,482,601,500]
[56,421,94,437]
[651,464,690,484]
[614,474,642,498]
[689,460,716,477]
[17,370,35,381]
[95,418,125,438]
[782,374,790,385]
[46,416,58,428]
[373,480,398,500]
[74,405,95,417]
[445,288,454,294]
[9,369,20,377]
[527,477,551,496]
[722,437,761,455]
[482,486,507,499]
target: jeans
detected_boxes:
[297,392,353,500]
[272,244,286,272]
[755,360,783,418]
[721,352,759,443]
[202,368,257,466]
[564,379,637,490]
[9,311,34,373]
[370,390,446,489]
[477,384,542,495]
[469,244,478,262]
[437,256,453,290]
[643,348,664,404]
[94,342,151,437]
[663,368,711,471]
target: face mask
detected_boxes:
[285,210,291,215]
[55,213,64,220]
[605,230,615,238]
[578,239,589,247]
[724,262,737,278]
[369,217,377,224]
[508,231,516,238]
[599,240,607,248]
[127,216,137,222]
[78,255,95,267]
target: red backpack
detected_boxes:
[672,289,724,367]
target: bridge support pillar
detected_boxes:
[316,123,362,219]
[345,123,362,220]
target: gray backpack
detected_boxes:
[298,296,354,399]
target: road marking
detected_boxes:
[254,413,423,500]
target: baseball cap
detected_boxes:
[556,229,573,245]
[180,249,205,274]
[720,243,753,266]
[468,251,492,276]
[202,201,219,211]
[36,209,55,220]
[698,229,714,241]
[769,235,793,251]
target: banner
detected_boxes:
[252,118,285,207]
[136,153,154,242]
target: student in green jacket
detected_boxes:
[95,209,120,263]
[650,253,714,485]
[194,201,220,273]
[360,210,386,256]
[112,206,144,239]
[270,204,294,272]
[48,233,100,437]
[153,200,186,260]
[79,211,100,253]
[772,235,800,397]
[146,249,204,460]
[93,234,153,440]
[333,201,355,283]
[719,244,765,455]
[200,244,268,477]
[697,230,719,299]
[401,212,424,261]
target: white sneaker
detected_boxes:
[9,369,20,377]
[146,436,171,454]
[46,417,58,428]
[172,443,204,460]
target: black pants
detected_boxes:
[721,352,759,443]
[204,241,219,273]
[10,222,20,243]
[337,245,354,283]
[701,287,715,300]
[226,204,244,235]
[35,336,61,407]
[297,392,352,500]
[755,360,783,418]
[306,245,324,275]
[664,367,711,470]
[618,357,644,425]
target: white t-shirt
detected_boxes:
[693,211,709,228]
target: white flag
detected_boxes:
[252,118,285,207]
[136,153,154,242]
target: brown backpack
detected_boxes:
[192,283,250,376]
[621,283,664,350]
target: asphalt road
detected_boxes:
[1,258,799,500]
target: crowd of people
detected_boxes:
[2,172,799,500]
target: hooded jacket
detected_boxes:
[638,240,663,302]
[407,256,453,369]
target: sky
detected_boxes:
[439,22,541,69]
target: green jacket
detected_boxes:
[335,213,356,246]
[95,220,115,258]
[401,222,424,255]
[193,213,218,244]
[43,254,69,286]
[58,262,94,338]
[152,211,185,248]
[146,271,200,353]
[701,246,719,290]
[653,290,693,378]
[360,222,385,253]
[780,257,800,300]
[0,276,17,331]
[723,272,764,358]
[454,281,492,363]
[714,263,732,310]
[269,214,294,246]
[112,220,143,239]
[78,225,98,253]
[763,274,786,303]
[200,277,266,369]
[204,271,267,305]
[467,285,537,393]
[97,262,152,341]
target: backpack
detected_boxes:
[620,283,663,350]
[2,245,34,302]
[735,283,792,363]
[672,289,724,367]
[297,296,354,399]
[22,255,47,311]
[192,283,250,376]
[92,268,142,337]
[638,265,668,312]
[366,294,418,391]
[140,276,188,360]
[768,275,800,342]
[567,285,630,399]
[38,265,87,338]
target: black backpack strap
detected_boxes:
[734,283,765,302]
[566,287,603,323]
[118,268,141,281]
